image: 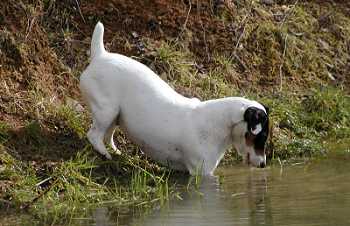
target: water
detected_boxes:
[3,159,350,225]
[89,159,350,226]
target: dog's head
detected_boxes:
[232,104,269,168]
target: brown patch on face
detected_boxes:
[245,132,255,147]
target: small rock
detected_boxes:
[131,31,139,39]
[66,97,84,113]
[327,72,335,81]
[318,38,330,50]
[260,0,274,5]
[255,8,271,18]
[281,5,289,11]
[325,62,334,69]
[160,72,167,81]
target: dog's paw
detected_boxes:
[105,152,112,160]
[96,151,112,160]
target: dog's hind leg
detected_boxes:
[104,122,121,155]
[87,107,120,160]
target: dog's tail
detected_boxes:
[90,22,106,59]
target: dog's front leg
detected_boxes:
[183,149,216,176]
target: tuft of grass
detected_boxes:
[0,122,10,144]
[131,169,171,207]
[301,86,350,133]
[55,105,88,139]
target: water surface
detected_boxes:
[4,158,350,226]
[90,159,350,226]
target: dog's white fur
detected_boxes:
[80,22,267,175]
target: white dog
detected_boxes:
[80,22,270,176]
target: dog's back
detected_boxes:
[79,22,199,163]
[80,22,190,108]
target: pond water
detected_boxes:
[3,158,350,225]
[83,158,350,226]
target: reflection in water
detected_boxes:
[131,167,272,226]
[88,159,350,226]
[132,177,237,226]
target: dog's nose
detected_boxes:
[259,162,266,168]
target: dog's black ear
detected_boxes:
[244,107,268,134]
[244,107,259,131]
[244,107,257,124]
[262,104,270,115]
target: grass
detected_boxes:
[258,86,350,161]
[301,87,350,133]
[0,142,183,225]
[0,97,185,225]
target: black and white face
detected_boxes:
[232,106,269,168]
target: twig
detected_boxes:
[277,157,283,167]
[35,177,53,187]
[278,157,283,176]
[277,0,297,91]
[74,0,86,23]
[279,34,288,92]
[200,20,210,62]
[21,178,59,210]
[25,17,35,40]
[234,14,249,51]
[175,0,192,42]
[235,24,246,51]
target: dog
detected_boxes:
[80,22,269,176]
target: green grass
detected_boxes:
[301,86,350,133]
[256,86,350,161]
[0,100,185,225]
[0,144,184,225]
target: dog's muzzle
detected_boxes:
[259,161,266,168]
[246,152,266,168]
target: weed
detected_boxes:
[56,105,87,139]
